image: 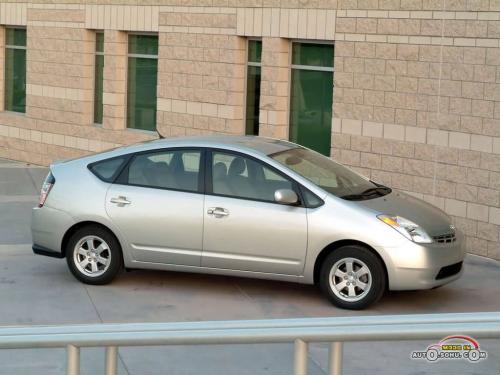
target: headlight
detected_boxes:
[378,215,433,243]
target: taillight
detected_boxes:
[39,172,55,207]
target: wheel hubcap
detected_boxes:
[73,235,111,277]
[329,257,372,302]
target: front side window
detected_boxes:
[5,28,27,113]
[245,40,262,136]
[271,148,389,200]
[211,151,293,202]
[289,43,334,156]
[127,34,158,131]
[94,32,104,124]
[126,149,201,192]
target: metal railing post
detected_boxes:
[0,312,499,375]
[328,342,343,375]
[67,345,80,375]
[294,339,308,375]
[105,346,118,375]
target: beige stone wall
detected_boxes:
[0,3,158,165]
[156,8,246,138]
[331,2,500,260]
[259,37,290,139]
[0,1,498,260]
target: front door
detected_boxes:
[202,150,308,276]
[105,148,204,266]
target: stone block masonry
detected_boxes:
[0,0,498,261]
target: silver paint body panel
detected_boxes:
[31,136,465,290]
[202,195,307,275]
[105,184,204,266]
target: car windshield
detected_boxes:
[271,148,391,200]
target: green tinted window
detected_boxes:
[246,40,262,136]
[94,32,104,124]
[292,43,333,68]
[289,43,334,156]
[248,40,262,63]
[127,34,158,131]
[128,34,158,55]
[95,32,104,53]
[246,65,261,136]
[5,28,27,113]
[5,28,26,47]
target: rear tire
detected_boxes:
[66,225,122,285]
[319,245,386,310]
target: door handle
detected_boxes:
[207,207,229,218]
[110,196,131,206]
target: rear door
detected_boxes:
[202,150,308,276]
[105,148,205,266]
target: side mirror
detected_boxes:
[274,189,299,205]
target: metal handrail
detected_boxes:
[1,312,499,375]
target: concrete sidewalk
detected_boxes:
[0,158,499,374]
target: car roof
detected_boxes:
[148,135,298,156]
[52,135,300,167]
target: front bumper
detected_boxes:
[379,231,466,291]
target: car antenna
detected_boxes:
[156,130,165,139]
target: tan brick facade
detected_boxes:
[331,2,500,260]
[0,1,498,260]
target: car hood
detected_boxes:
[356,191,453,237]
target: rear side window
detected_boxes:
[89,157,127,182]
[124,149,202,193]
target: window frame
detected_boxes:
[288,40,335,157]
[244,38,262,136]
[113,147,206,195]
[93,31,105,125]
[126,32,159,132]
[4,26,27,114]
[290,40,335,73]
[247,38,262,67]
[205,148,307,207]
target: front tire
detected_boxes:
[66,225,122,285]
[319,245,386,310]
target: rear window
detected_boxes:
[89,157,127,182]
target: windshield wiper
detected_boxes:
[340,186,392,201]
[359,186,392,196]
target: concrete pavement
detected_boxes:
[0,157,499,374]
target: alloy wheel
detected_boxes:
[328,257,372,302]
[73,235,111,277]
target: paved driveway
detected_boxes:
[0,158,499,374]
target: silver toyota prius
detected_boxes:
[32,136,465,309]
